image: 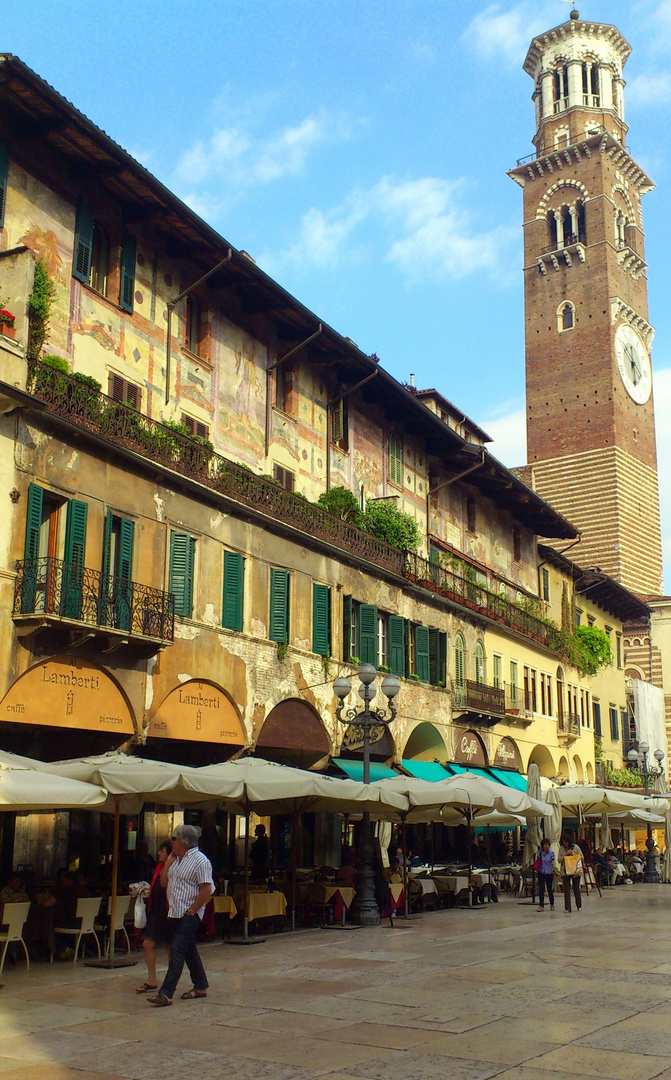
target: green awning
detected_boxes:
[447,764,492,780]
[332,759,398,782]
[487,767,528,792]
[401,760,451,782]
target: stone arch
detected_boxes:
[527,743,556,779]
[573,755,584,783]
[611,183,638,229]
[536,180,590,220]
[586,761,594,783]
[256,698,330,768]
[403,722,449,762]
[558,755,570,781]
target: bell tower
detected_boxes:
[509,9,663,597]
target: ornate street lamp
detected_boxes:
[334,664,400,926]
[627,741,665,883]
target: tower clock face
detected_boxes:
[615,324,651,405]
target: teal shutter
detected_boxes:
[222,551,244,632]
[0,141,9,228]
[169,531,195,618]
[116,518,134,631]
[312,583,331,656]
[439,631,447,686]
[269,568,289,643]
[73,198,94,283]
[404,618,411,676]
[415,626,430,682]
[343,594,352,660]
[99,510,114,626]
[358,604,377,666]
[429,628,439,685]
[119,235,136,313]
[388,432,403,486]
[388,615,406,678]
[62,499,88,619]
[22,483,43,612]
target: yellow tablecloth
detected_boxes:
[389,883,404,903]
[243,891,287,921]
[307,883,356,909]
[213,896,237,918]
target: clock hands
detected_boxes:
[623,342,642,385]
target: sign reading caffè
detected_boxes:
[150,680,245,744]
[454,729,487,767]
[0,655,134,733]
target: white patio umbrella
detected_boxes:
[0,760,107,812]
[522,763,542,869]
[543,788,563,858]
[550,784,666,820]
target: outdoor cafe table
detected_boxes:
[307,883,356,923]
[433,874,469,897]
[233,889,287,922]
[409,876,438,898]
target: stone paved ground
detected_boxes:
[2,886,671,1080]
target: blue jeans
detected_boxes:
[538,872,554,907]
[159,915,208,999]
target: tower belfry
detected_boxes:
[509,10,663,598]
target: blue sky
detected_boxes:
[6,0,671,587]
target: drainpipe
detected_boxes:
[326,369,379,492]
[425,446,486,550]
[165,249,232,405]
[264,323,323,457]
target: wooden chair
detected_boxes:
[96,895,132,956]
[0,901,30,974]
[51,895,103,962]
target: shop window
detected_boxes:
[169,531,195,618]
[0,140,8,228]
[331,397,349,451]
[222,551,244,632]
[182,414,210,441]
[312,583,331,657]
[273,464,295,492]
[269,567,290,645]
[108,373,140,409]
[388,431,403,487]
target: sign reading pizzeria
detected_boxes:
[0,655,134,734]
[493,737,522,771]
[150,680,245,745]
[454,729,487,767]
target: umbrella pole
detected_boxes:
[243,804,250,940]
[486,825,491,903]
[467,813,473,907]
[291,812,298,932]
[85,793,136,969]
[401,814,409,919]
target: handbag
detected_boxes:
[533,856,542,871]
[133,893,147,929]
[563,852,582,876]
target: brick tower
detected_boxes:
[509,9,663,597]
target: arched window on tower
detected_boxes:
[547,210,558,251]
[582,62,601,107]
[561,206,573,246]
[557,301,575,333]
[553,65,569,111]
[577,200,586,244]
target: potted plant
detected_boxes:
[0,308,16,340]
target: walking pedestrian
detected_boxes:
[558,835,583,913]
[147,825,215,1007]
[135,840,171,994]
[536,838,555,911]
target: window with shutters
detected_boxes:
[540,567,550,602]
[388,615,405,678]
[474,641,485,684]
[185,295,201,355]
[119,235,136,314]
[181,414,210,441]
[609,705,619,742]
[108,373,140,409]
[492,654,502,689]
[0,140,9,229]
[454,634,465,687]
[428,628,447,686]
[273,464,295,492]
[415,625,430,682]
[21,484,63,614]
[269,567,290,644]
[62,498,89,620]
[357,603,378,666]
[377,612,389,669]
[388,431,403,487]
[222,551,244,632]
[616,632,623,669]
[168,531,196,619]
[510,660,518,693]
[90,223,109,297]
[343,595,357,661]
[101,512,135,630]
[593,699,602,737]
[276,361,297,416]
[312,583,331,657]
[331,398,349,451]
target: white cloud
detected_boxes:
[626,72,671,110]
[462,2,548,67]
[264,175,517,285]
[175,110,351,189]
[649,0,671,54]
[480,404,527,468]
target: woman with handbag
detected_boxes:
[535,838,555,911]
[559,836,583,913]
[136,840,172,993]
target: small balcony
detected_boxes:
[504,684,533,725]
[13,557,175,652]
[452,680,506,726]
[558,711,580,743]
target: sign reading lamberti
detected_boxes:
[493,737,522,771]
[0,655,134,734]
[151,680,244,744]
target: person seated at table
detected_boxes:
[0,871,31,907]
[43,868,81,959]
[395,846,407,867]
[606,849,626,884]
[628,852,644,881]
[250,824,269,881]
[385,858,403,884]
[336,856,358,886]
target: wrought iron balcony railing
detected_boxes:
[504,684,530,716]
[558,711,580,737]
[13,557,175,644]
[403,552,560,650]
[452,680,506,718]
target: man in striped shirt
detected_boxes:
[148,825,214,1006]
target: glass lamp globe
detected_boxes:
[333,676,352,700]
[381,675,401,700]
[357,663,377,686]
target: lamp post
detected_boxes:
[627,741,665,883]
[334,664,400,926]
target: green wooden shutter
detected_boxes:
[222,551,244,632]
[99,510,114,627]
[312,583,331,656]
[117,518,134,631]
[415,626,430,682]
[454,635,465,686]
[429,628,440,685]
[62,499,88,619]
[22,483,43,613]
[404,619,411,676]
[343,594,352,660]
[269,568,289,643]
[389,431,403,486]
[169,531,195,618]
[0,141,9,229]
[358,604,377,665]
[388,615,406,678]
[331,400,344,445]
[73,198,94,283]
[119,235,136,313]
[439,631,447,686]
